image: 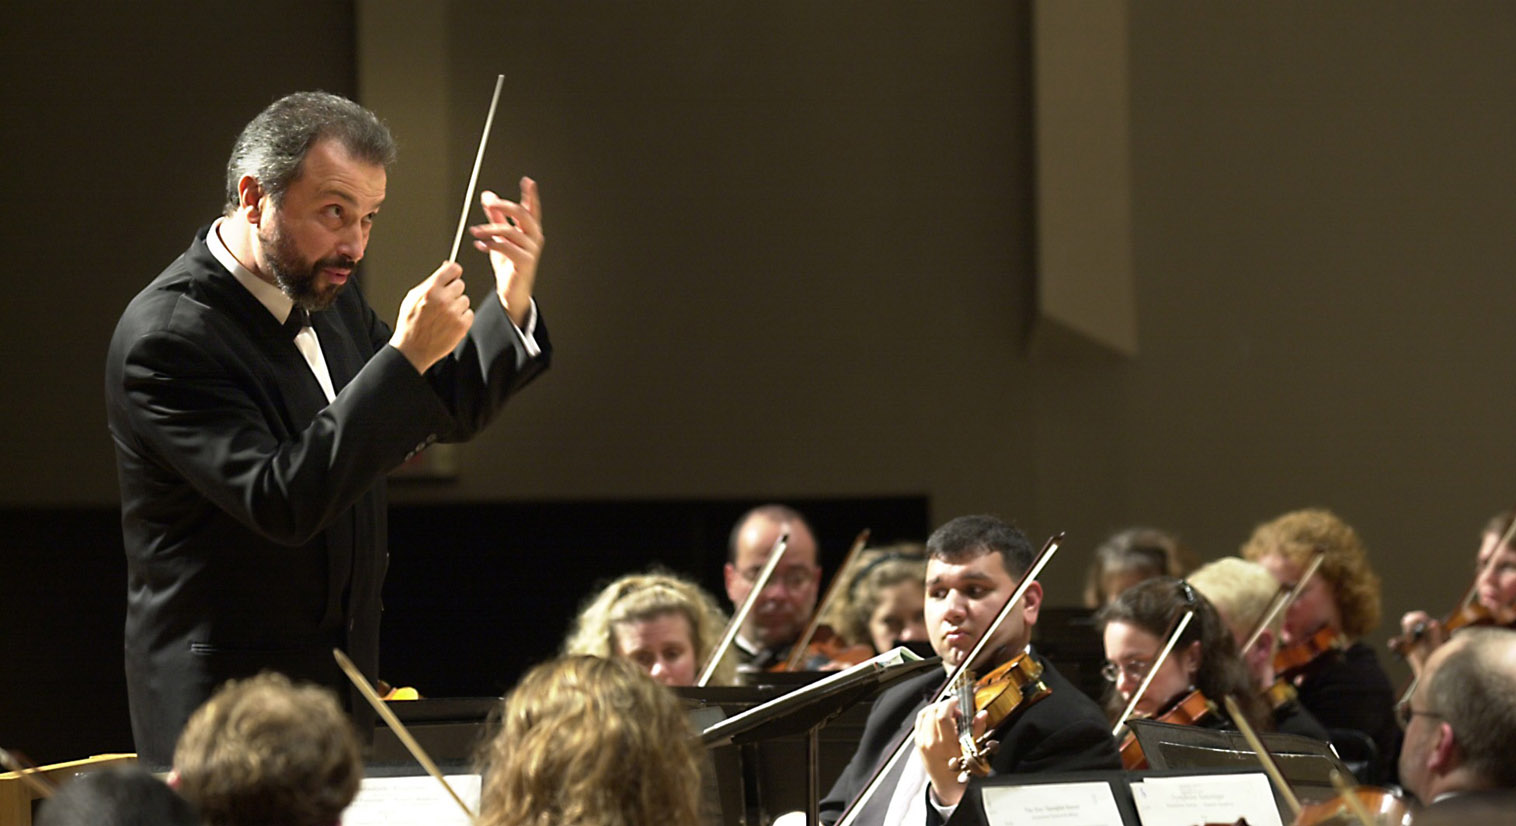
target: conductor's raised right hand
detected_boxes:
[389,261,472,373]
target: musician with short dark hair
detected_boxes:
[818,515,1118,826]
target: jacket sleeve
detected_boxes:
[420,291,553,439]
[115,324,452,546]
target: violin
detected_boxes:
[1273,624,1346,679]
[770,624,875,672]
[1294,778,1416,824]
[1266,679,1299,710]
[1290,786,1413,825]
[1222,694,1411,826]
[1389,591,1516,659]
[1118,689,1215,770]
[833,533,1065,826]
[947,651,1053,780]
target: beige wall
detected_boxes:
[6,2,1515,669]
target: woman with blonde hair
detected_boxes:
[821,543,929,655]
[564,570,735,686]
[1241,507,1399,780]
[476,656,704,826]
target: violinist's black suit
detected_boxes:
[105,227,550,766]
[819,653,1119,826]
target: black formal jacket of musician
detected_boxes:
[819,653,1119,825]
[1295,642,1401,780]
[106,227,551,766]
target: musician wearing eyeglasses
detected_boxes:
[1097,577,1273,736]
[818,515,1118,826]
[722,504,826,670]
[1397,627,1516,824]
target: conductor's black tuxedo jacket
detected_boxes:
[105,227,550,765]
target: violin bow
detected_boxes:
[833,532,1064,826]
[1242,550,1325,655]
[698,531,789,686]
[333,649,475,822]
[783,528,871,671]
[1222,694,1303,820]
[0,747,55,799]
[1111,608,1195,738]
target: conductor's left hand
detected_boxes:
[469,176,543,328]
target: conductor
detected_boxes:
[105,91,552,766]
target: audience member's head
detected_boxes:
[477,655,703,826]
[1399,627,1516,803]
[723,504,821,651]
[172,672,362,826]
[1083,526,1195,609]
[1240,507,1381,644]
[563,569,734,686]
[1096,576,1271,732]
[36,767,198,826]
[824,543,928,654]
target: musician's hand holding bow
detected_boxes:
[1397,610,1448,675]
[469,177,543,328]
[914,696,985,807]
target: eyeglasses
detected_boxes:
[737,565,818,590]
[1101,659,1152,683]
[1395,696,1442,728]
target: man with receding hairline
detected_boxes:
[1398,627,1516,823]
[106,91,553,765]
[723,504,824,670]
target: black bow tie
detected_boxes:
[283,307,311,339]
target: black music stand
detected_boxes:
[1127,719,1353,805]
[702,650,940,826]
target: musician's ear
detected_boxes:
[1021,581,1043,627]
[1427,721,1460,774]
[1180,640,1203,681]
[239,176,266,224]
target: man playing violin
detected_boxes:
[819,515,1118,826]
[723,504,824,670]
[1398,509,1516,677]
[1241,508,1401,780]
[1397,627,1516,824]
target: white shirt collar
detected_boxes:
[207,217,297,325]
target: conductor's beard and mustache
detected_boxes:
[259,220,356,312]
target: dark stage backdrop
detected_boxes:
[1,497,929,764]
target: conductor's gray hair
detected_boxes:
[224,91,395,215]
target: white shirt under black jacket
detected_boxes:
[206,217,540,405]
